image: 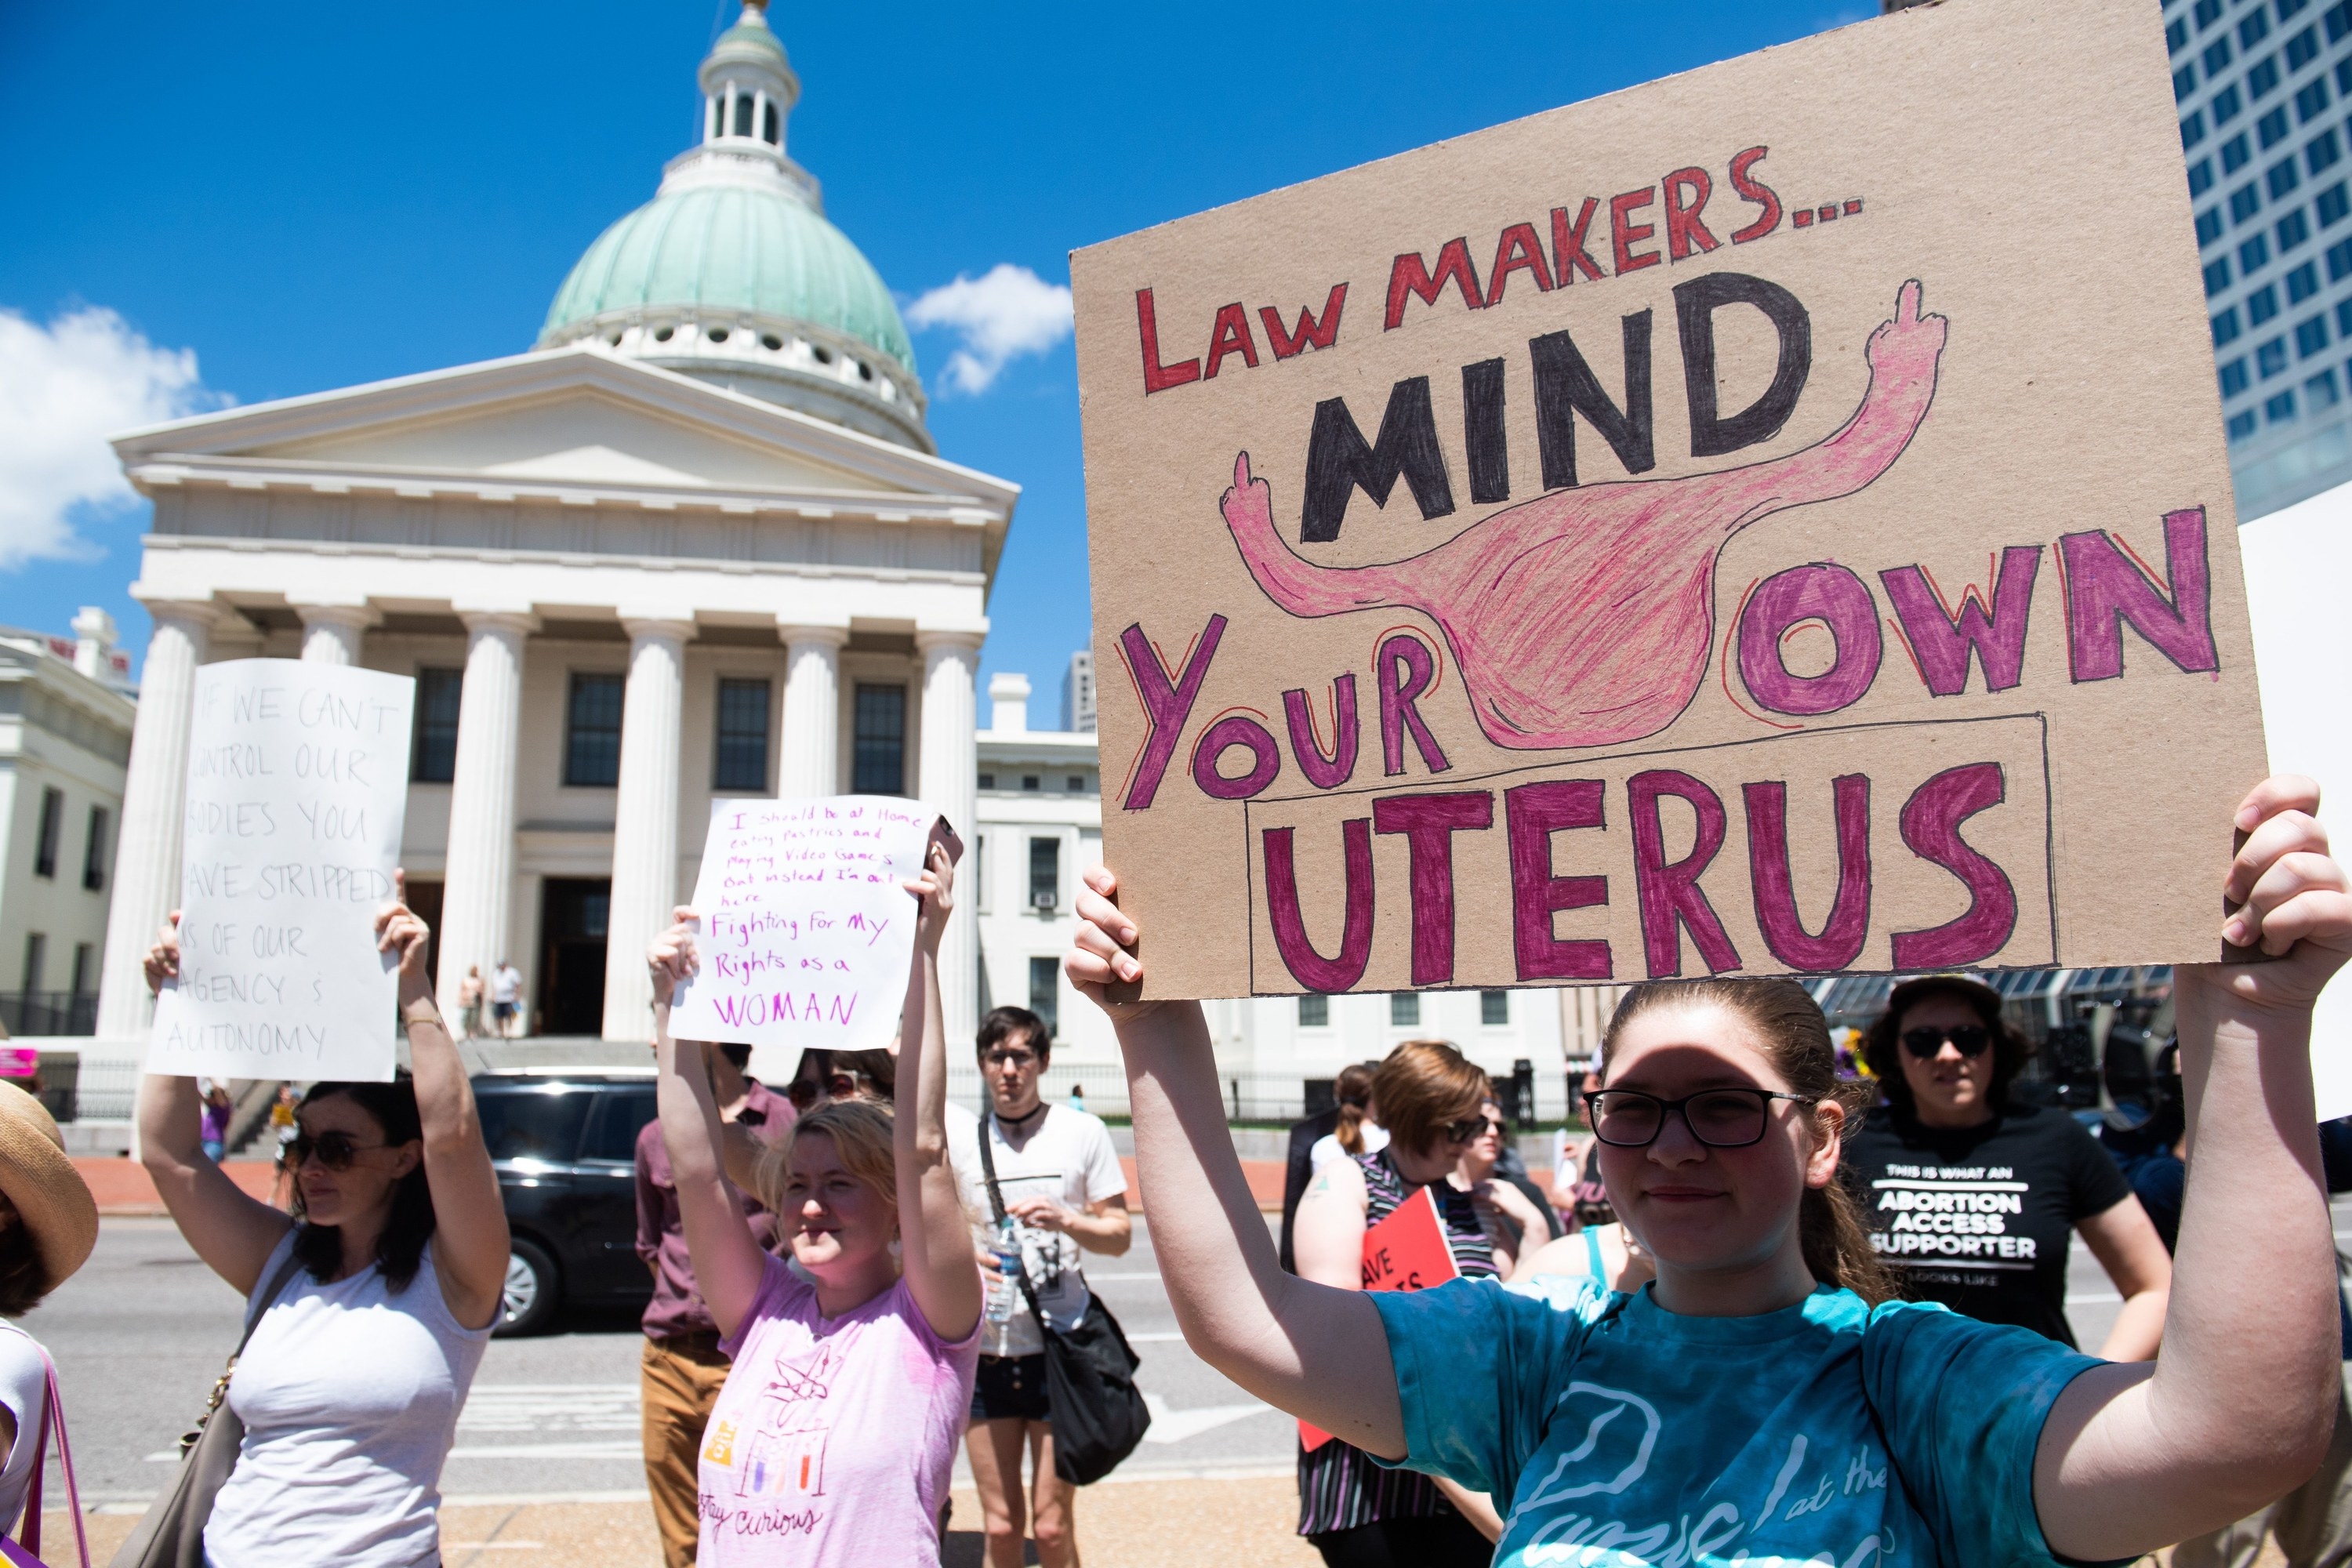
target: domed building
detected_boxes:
[536,4,931,451]
[93,4,1012,1052]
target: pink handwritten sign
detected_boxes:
[668,797,935,1076]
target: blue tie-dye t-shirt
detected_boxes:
[1370,1276,2112,1568]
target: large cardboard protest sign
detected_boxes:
[1070,0,2264,1000]
[669,797,935,1077]
[149,660,413,1081]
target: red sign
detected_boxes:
[1302,1187,1461,1451]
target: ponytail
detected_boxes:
[1335,1103,1367,1155]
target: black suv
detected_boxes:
[473,1070,659,1335]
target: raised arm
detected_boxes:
[1067,865,1404,1456]
[381,877,509,1330]
[2034,776,2352,1557]
[896,832,982,1343]
[650,909,769,1338]
[135,912,292,1295]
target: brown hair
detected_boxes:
[754,1098,898,1222]
[1601,979,1895,1306]
[1333,1062,1377,1155]
[1861,982,2031,1116]
[1373,1040,1491,1160]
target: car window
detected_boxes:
[581,1088,658,1163]
[475,1087,592,1162]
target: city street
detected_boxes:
[37,1192,2321,1518]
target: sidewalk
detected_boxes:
[73,1156,277,1214]
[45,1475,1323,1567]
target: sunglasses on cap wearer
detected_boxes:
[285,1130,390,1171]
[1900,1025,1991,1059]
[786,1071,878,1112]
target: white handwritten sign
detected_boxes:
[148,659,414,1082]
[670,796,935,1073]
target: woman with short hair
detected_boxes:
[1065,775,2352,1567]
[648,832,979,1566]
[1289,1039,1504,1566]
[136,877,509,1567]
[1843,973,2172,1358]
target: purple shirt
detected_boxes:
[699,1257,980,1566]
[635,1079,790,1341]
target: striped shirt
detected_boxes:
[1296,1147,1497,1537]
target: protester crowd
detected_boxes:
[0,774,2336,1567]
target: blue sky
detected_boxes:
[0,0,1873,700]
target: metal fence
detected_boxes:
[0,993,95,1036]
[939,1062,1588,1127]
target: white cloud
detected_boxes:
[905,263,1074,394]
[0,305,225,571]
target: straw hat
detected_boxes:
[0,1083,97,1295]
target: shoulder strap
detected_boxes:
[975,1112,1052,1333]
[13,1345,90,1567]
[240,1245,308,1352]
[1585,1225,1605,1279]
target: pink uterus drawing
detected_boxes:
[1221,280,1949,750]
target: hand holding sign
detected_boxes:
[147,659,414,1083]
[666,796,942,1076]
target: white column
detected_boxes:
[603,615,693,1040]
[436,611,535,1024]
[777,622,848,797]
[95,601,214,1040]
[293,601,378,665]
[917,627,985,1048]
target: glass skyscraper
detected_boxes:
[2174,0,2352,517]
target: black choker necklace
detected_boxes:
[996,1099,1049,1131]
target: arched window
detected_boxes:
[709,96,724,140]
[762,100,779,145]
[734,93,754,137]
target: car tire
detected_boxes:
[497,1238,561,1337]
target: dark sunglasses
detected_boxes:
[1441,1113,1505,1145]
[1584,1088,1818,1149]
[786,1072,869,1111]
[1901,1025,1991,1059]
[286,1131,386,1171]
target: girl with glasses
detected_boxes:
[1450,1097,1562,1274]
[1287,1040,1506,1565]
[1066,775,2352,1568]
[134,874,509,1568]
[1842,975,2173,1359]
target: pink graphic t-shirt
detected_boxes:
[700,1254,981,1566]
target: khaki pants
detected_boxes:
[641,1334,732,1568]
[2176,1364,2352,1568]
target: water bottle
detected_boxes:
[985,1218,1021,1324]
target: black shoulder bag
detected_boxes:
[976,1112,1151,1485]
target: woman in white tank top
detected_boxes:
[136,875,511,1567]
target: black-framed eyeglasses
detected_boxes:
[1900,1025,1990,1059]
[1582,1088,1820,1149]
[786,1072,870,1112]
[286,1131,387,1171]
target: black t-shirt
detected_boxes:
[1840,1102,2132,1348]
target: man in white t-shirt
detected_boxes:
[945,1006,1129,1568]
[489,960,523,1038]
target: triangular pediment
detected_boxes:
[256,387,913,495]
[112,346,1020,512]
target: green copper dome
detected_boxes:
[532,4,930,449]
[542,186,916,378]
